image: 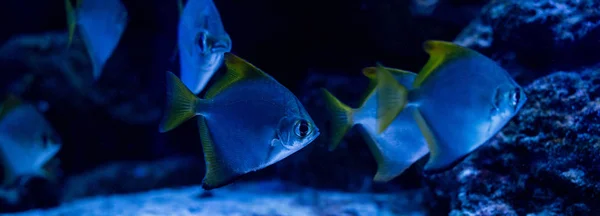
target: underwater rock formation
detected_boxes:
[61,156,205,202]
[455,0,600,84]
[425,65,600,215]
[0,31,163,125]
[11,181,430,216]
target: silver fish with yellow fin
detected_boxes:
[65,0,128,80]
[178,0,232,94]
[374,40,527,172]
[159,53,319,189]
[0,95,62,186]
[321,67,428,182]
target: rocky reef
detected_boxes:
[10,181,430,216]
[425,65,600,215]
[455,0,600,84]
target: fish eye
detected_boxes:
[294,120,310,137]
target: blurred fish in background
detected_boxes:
[0,95,61,188]
[177,0,232,94]
[65,0,128,81]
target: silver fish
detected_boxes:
[321,67,428,182]
[159,53,319,189]
[0,95,62,186]
[66,0,128,80]
[178,0,232,94]
[375,40,527,172]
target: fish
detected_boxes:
[65,0,128,80]
[320,67,428,182]
[159,53,319,189]
[178,0,232,94]
[375,40,527,172]
[0,95,62,186]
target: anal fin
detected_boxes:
[198,116,240,190]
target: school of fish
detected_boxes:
[0,0,527,190]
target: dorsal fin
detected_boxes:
[0,94,23,120]
[360,66,416,106]
[204,53,272,99]
[413,40,477,88]
[362,66,415,80]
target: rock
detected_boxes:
[10,181,430,216]
[455,0,600,84]
[0,31,164,125]
[0,176,61,214]
[61,156,205,202]
[424,65,600,215]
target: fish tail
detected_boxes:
[159,71,200,133]
[374,64,408,134]
[65,0,77,48]
[320,88,354,151]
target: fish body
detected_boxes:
[321,67,428,182]
[0,96,62,186]
[178,0,232,94]
[66,0,128,80]
[375,40,527,172]
[159,53,318,189]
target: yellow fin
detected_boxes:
[411,108,441,170]
[198,116,237,190]
[374,65,408,134]
[413,40,475,88]
[65,0,77,48]
[204,53,271,99]
[158,71,199,133]
[320,88,354,151]
[363,66,415,79]
[0,94,23,120]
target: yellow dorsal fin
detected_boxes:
[362,66,414,79]
[361,66,416,107]
[204,53,272,99]
[374,64,408,134]
[0,94,23,120]
[413,40,476,88]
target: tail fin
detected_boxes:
[374,65,408,134]
[159,71,200,133]
[320,88,354,151]
[65,0,77,48]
